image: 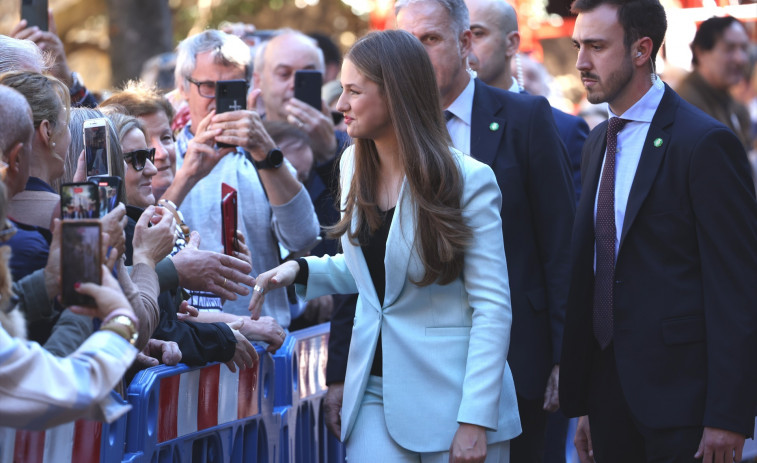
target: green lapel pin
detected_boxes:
[489,122,500,131]
[653,137,663,147]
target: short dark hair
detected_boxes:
[690,16,744,67]
[308,32,342,67]
[571,0,667,62]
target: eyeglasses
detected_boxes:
[186,76,250,99]
[123,148,156,171]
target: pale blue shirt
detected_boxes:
[176,125,320,325]
[594,78,665,258]
[445,76,476,155]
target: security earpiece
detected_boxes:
[636,51,642,58]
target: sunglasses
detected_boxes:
[123,148,156,171]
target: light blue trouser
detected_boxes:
[345,376,510,463]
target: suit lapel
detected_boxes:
[618,86,677,250]
[576,123,608,246]
[383,179,413,307]
[470,79,507,166]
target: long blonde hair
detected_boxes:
[330,30,471,286]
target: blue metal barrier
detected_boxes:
[122,343,276,462]
[272,323,344,463]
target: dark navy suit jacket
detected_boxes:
[470,80,575,399]
[560,85,757,435]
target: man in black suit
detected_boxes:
[466,0,590,204]
[322,0,577,455]
[560,0,757,461]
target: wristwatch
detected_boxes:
[252,147,284,170]
[101,315,139,346]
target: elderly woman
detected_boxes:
[0,71,70,281]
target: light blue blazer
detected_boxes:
[297,146,521,452]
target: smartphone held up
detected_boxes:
[215,80,248,149]
[83,118,111,178]
[60,220,102,307]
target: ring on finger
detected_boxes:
[278,330,285,338]
[253,284,265,295]
[222,277,227,288]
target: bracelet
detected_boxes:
[158,199,190,240]
[101,315,139,346]
[102,308,139,328]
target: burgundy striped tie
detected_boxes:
[593,117,628,349]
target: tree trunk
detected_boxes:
[107,0,173,88]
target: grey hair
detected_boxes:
[0,35,48,75]
[0,85,34,161]
[394,0,470,36]
[174,30,253,93]
[254,29,325,75]
[60,108,126,201]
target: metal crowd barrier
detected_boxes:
[4,322,347,463]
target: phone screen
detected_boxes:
[60,182,100,219]
[90,176,122,217]
[61,221,101,307]
[84,123,109,177]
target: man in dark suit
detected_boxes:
[465,0,588,460]
[466,0,590,204]
[322,0,577,455]
[560,0,757,461]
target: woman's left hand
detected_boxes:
[449,423,487,463]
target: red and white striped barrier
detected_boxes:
[155,362,260,443]
[0,420,107,463]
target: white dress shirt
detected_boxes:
[594,77,665,258]
[444,76,476,155]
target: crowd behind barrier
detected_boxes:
[0,322,346,463]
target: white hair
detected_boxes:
[0,35,48,75]
[174,30,253,92]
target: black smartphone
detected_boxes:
[215,80,248,148]
[294,70,323,111]
[61,220,102,307]
[88,176,122,217]
[83,118,110,177]
[21,0,48,31]
[60,182,99,220]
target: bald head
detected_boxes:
[0,85,34,195]
[466,0,520,89]
[253,30,325,121]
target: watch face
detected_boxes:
[269,148,284,168]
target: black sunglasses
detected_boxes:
[123,148,156,171]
